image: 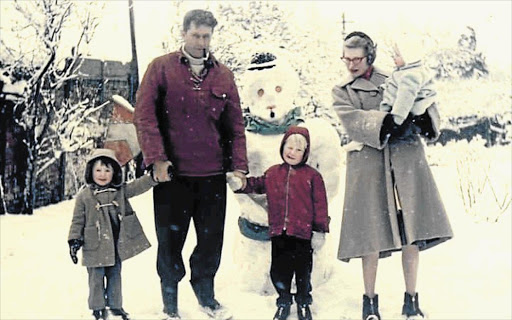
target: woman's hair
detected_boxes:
[183,9,218,32]
[344,31,377,64]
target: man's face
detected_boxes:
[182,22,213,59]
[342,47,370,78]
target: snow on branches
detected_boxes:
[1,0,102,214]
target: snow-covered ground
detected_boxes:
[1,142,511,320]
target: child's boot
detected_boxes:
[272,304,291,320]
[92,308,107,320]
[401,292,425,319]
[297,304,312,320]
[362,294,381,320]
[110,308,130,320]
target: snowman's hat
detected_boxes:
[247,52,278,71]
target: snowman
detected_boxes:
[231,50,343,294]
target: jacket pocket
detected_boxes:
[118,212,151,261]
[120,213,144,239]
[208,87,228,120]
[83,226,100,251]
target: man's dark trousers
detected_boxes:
[153,174,227,313]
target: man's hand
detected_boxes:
[226,172,243,191]
[232,170,247,191]
[153,160,173,182]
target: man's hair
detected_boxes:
[183,9,218,32]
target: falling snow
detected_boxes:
[1,1,511,319]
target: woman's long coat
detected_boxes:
[332,67,453,262]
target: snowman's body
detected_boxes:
[233,51,342,294]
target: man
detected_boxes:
[332,32,453,320]
[134,9,248,320]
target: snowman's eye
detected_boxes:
[257,89,264,97]
[275,86,282,93]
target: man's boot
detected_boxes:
[162,282,180,319]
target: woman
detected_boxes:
[332,31,453,320]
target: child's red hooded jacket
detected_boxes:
[239,126,329,240]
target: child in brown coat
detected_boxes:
[68,148,158,320]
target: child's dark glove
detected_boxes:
[68,239,83,264]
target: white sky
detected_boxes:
[1,1,510,77]
[78,1,511,75]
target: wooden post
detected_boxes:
[58,152,66,202]
[0,82,5,214]
[341,13,354,38]
[128,0,139,105]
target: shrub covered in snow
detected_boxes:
[427,26,489,80]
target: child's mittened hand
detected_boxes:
[68,239,83,264]
[226,172,243,191]
[311,232,326,251]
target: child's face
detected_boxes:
[282,138,306,166]
[92,161,114,187]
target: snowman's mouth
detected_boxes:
[270,111,275,118]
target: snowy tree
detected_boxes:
[161,0,186,55]
[161,1,344,126]
[0,0,102,214]
[428,26,489,79]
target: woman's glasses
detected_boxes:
[340,56,366,65]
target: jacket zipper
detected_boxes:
[283,165,291,231]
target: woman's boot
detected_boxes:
[362,294,381,320]
[402,292,425,319]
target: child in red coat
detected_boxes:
[228,126,329,320]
